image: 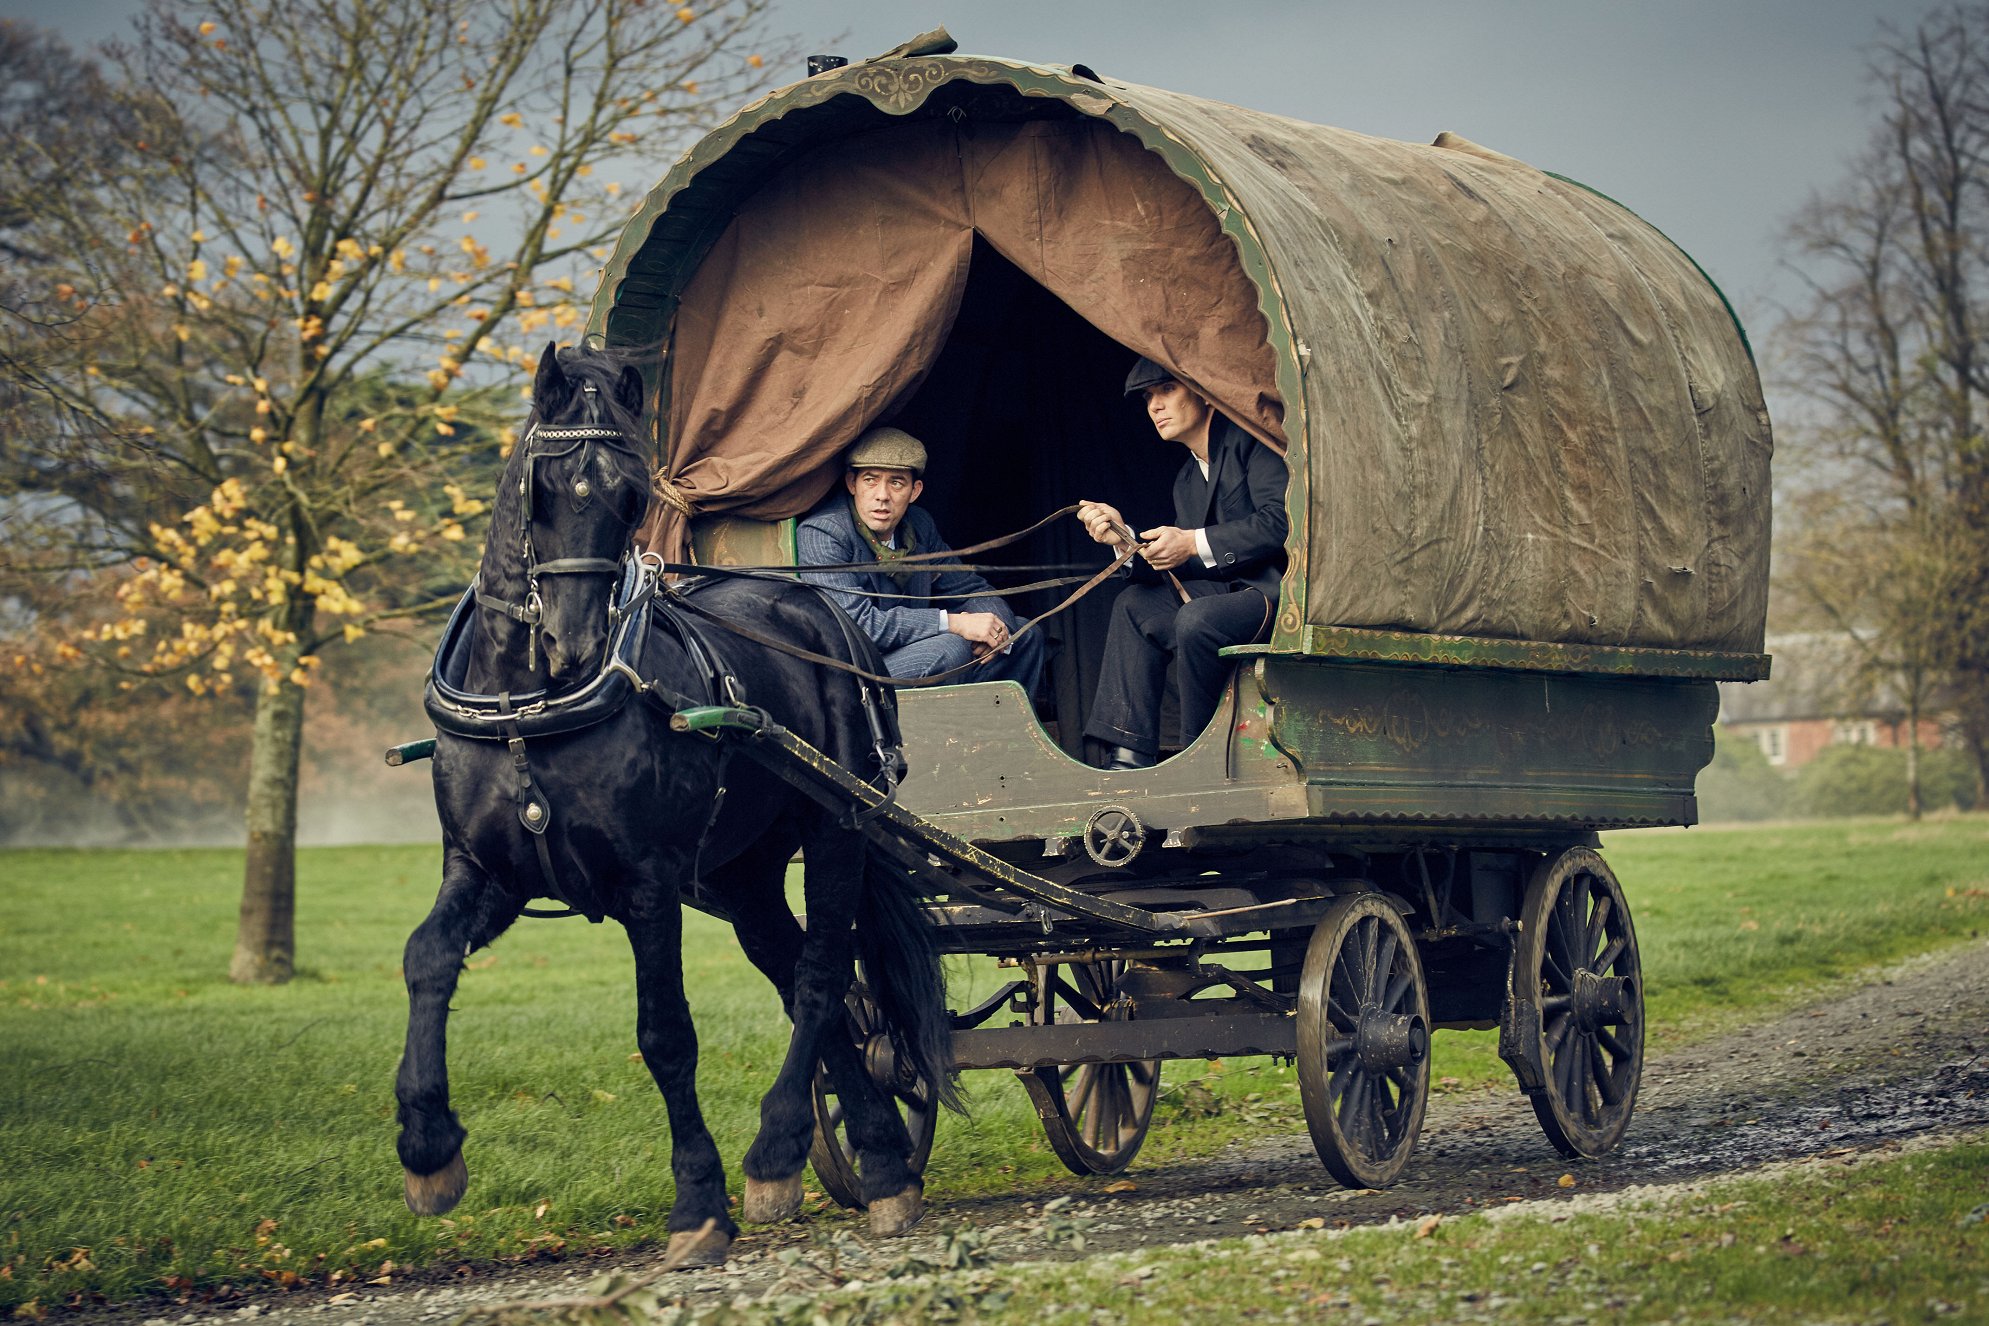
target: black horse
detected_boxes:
[394,344,956,1266]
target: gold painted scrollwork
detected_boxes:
[849,60,950,113]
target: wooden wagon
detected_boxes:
[585,33,1773,1200]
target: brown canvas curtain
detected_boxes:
[637,117,1281,560]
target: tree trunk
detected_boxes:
[230,664,307,984]
[1967,679,1989,808]
[1905,690,1923,821]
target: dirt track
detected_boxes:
[110,937,1989,1324]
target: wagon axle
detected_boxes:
[1570,970,1636,1031]
[1352,1008,1429,1073]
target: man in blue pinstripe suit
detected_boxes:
[797,428,1044,692]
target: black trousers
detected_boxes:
[1083,581,1275,756]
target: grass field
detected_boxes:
[1,816,1985,1310]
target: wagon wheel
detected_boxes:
[1508,847,1644,1159]
[808,987,937,1211]
[1296,893,1432,1189]
[1016,959,1161,1176]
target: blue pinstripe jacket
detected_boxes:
[795,498,1008,653]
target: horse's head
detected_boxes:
[493,343,651,685]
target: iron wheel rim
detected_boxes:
[1020,958,1161,1176]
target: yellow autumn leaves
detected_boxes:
[90,468,480,694]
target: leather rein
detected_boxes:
[439,418,1130,917]
[644,501,1138,688]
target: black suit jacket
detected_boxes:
[1166,416,1290,597]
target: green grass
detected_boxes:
[2,816,1986,1310]
[712,1135,1989,1325]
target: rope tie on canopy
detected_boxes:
[653,476,696,517]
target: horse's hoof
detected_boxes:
[868,1185,923,1238]
[402,1151,468,1216]
[741,1173,805,1224]
[665,1227,730,1269]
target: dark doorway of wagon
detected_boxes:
[893,237,1177,758]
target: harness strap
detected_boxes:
[474,584,540,624]
[808,597,905,825]
[675,560,1102,603]
[497,691,603,924]
[657,503,1082,576]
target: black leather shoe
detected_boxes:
[1103,746,1155,771]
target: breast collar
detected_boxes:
[427,556,653,740]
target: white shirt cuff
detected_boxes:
[1194,527,1216,569]
[939,609,949,631]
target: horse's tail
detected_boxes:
[855,851,964,1114]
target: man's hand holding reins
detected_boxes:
[1077,500,1133,552]
[1137,525,1197,573]
[949,610,1009,656]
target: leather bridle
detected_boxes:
[473,383,649,669]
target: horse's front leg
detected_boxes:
[396,852,519,1214]
[626,884,737,1267]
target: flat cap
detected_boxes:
[846,426,926,475]
[1123,355,1177,396]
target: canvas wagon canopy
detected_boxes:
[589,38,1772,657]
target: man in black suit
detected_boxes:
[1078,357,1288,769]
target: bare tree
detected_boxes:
[0,1,783,982]
[1777,1,1989,805]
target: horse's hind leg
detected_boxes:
[741,821,924,1235]
[626,886,736,1267]
[396,852,519,1215]
[720,848,916,1226]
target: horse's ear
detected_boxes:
[613,363,645,418]
[532,342,571,418]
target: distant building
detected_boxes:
[1718,632,1950,769]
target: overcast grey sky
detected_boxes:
[6,0,1947,334]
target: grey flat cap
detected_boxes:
[847,426,927,475]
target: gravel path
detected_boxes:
[93,936,1989,1325]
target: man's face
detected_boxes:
[845,467,922,538]
[1143,380,1211,443]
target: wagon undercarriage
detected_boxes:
[673,667,1652,1204]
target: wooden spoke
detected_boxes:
[1586,891,1614,960]
[1298,894,1430,1190]
[1504,848,1645,1160]
[1018,958,1160,1176]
